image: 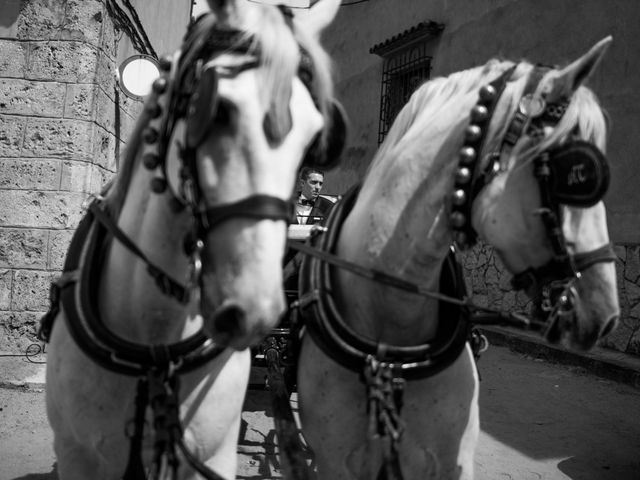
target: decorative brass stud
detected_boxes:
[143,152,161,170]
[142,127,159,144]
[152,77,168,94]
[454,231,468,246]
[450,211,467,228]
[145,102,162,119]
[150,177,167,193]
[470,105,489,123]
[465,125,482,143]
[459,146,476,165]
[158,55,172,71]
[452,189,467,206]
[479,84,497,103]
[455,167,471,184]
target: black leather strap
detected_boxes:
[201,194,292,230]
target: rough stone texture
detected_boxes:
[0,228,48,270]
[22,117,94,160]
[0,115,26,157]
[91,163,116,193]
[0,0,118,353]
[27,41,98,83]
[0,40,27,78]
[64,84,96,121]
[0,191,85,229]
[59,159,92,193]
[463,243,640,356]
[0,79,65,117]
[0,311,44,351]
[10,270,54,311]
[47,229,75,271]
[0,158,61,190]
[92,127,118,172]
[0,270,12,310]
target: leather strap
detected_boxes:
[201,194,292,230]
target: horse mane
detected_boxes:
[367,57,608,179]
[103,4,334,217]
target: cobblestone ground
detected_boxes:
[1,344,640,479]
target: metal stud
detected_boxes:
[454,231,468,246]
[459,146,476,165]
[158,55,172,71]
[450,211,467,228]
[465,125,482,143]
[479,84,497,103]
[152,77,168,94]
[470,105,489,123]
[142,127,159,144]
[145,102,162,119]
[150,177,167,193]
[143,152,161,170]
[455,167,471,185]
[452,189,467,206]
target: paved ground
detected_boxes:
[1,339,639,480]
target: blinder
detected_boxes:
[302,99,348,169]
[544,140,609,207]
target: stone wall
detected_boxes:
[0,0,139,351]
[460,244,640,354]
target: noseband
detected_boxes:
[449,64,617,325]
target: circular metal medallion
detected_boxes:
[518,94,546,118]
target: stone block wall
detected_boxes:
[0,0,139,351]
[461,244,640,355]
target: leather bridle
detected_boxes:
[39,12,322,480]
[450,63,616,331]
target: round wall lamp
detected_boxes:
[117,54,161,100]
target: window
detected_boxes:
[370,22,444,145]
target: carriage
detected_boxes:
[37,0,619,477]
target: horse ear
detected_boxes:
[294,0,341,37]
[543,36,612,103]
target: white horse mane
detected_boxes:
[367,58,608,179]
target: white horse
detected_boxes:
[295,38,619,479]
[43,1,341,478]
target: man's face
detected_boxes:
[300,172,324,199]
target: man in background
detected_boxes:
[292,167,334,225]
[284,167,335,290]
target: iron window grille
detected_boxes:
[370,22,444,145]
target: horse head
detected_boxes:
[470,38,619,350]
[108,0,342,350]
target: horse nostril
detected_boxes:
[600,315,618,338]
[214,302,247,338]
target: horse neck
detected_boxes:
[333,117,469,345]
[98,162,198,344]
